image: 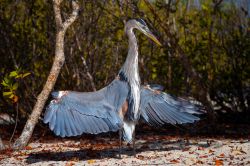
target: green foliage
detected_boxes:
[0,0,249,118]
[1,68,30,104]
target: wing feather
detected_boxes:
[64,111,73,136]
[49,110,57,131]
[140,86,202,127]
[44,80,129,137]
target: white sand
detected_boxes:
[0,136,249,166]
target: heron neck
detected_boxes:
[119,28,139,83]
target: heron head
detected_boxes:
[133,18,162,46]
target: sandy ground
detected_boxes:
[0,134,249,166]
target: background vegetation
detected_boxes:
[0,0,249,125]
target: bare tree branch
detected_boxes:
[81,56,96,91]
[12,0,80,149]
[0,137,5,150]
[53,0,63,29]
[75,36,96,91]
[62,1,79,30]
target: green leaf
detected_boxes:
[3,91,12,97]
[9,94,14,99]
[9,71,18,77]
[201,4,208,11]
[22,72,31,78]
[152,73,157,80]
[3,77,10,84]
[15,75,22,78]
[12,82,19,90]
[1,81,8,87]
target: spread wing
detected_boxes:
[140,85,203,127]
[43,79,129,137]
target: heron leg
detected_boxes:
[132,129,136,157]
[119,129,122,159]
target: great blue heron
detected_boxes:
[43,19,202,157]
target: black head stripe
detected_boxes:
[135,18,147,26]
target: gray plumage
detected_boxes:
[118,19,141,121]
[44,83,202,138]
[43,19,203,147]
[44,80,128,137]
[140,85,203,127]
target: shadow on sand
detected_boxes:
[26,135,210,164]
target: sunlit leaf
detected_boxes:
[3,77,10,84]
[1,81,8,87]
[9,71,18,77]
[201,4,208,11]
[3,91,12,97]
[152,73,157,80]
[87,160,95,164]
[15,75,22,78]
[22,72,31,78]
[9,94,14,99]
[12,83,19,90]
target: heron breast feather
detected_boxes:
[119,100,129,119]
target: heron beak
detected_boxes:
[146,30,162,46]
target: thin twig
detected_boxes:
[75,35,96,91]
[9,103,18,144]
[0,137,5,150]
[80,56,96,91]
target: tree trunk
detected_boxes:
[0,137,5,150]
[12,0,79,149]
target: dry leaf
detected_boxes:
[65,162,74,166]
[240,149,247,154]
[24,146,32,150]
[170,159,180,163]
[15,151,27,157]
[215,159,223,166]
[231,149,243,155]
[231,147,247,155]
[70,157,79,162]
[15,157,23,161]
[0,148,13,156]
[0,156,5,161]
[209,149,215,153]
[218,153,225,158]
[200,155,208,158]
[87,160,96,164]
[13,95,19,103]
[196,160,203,164]
[182,147,191,151]
[136,155,145,160]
